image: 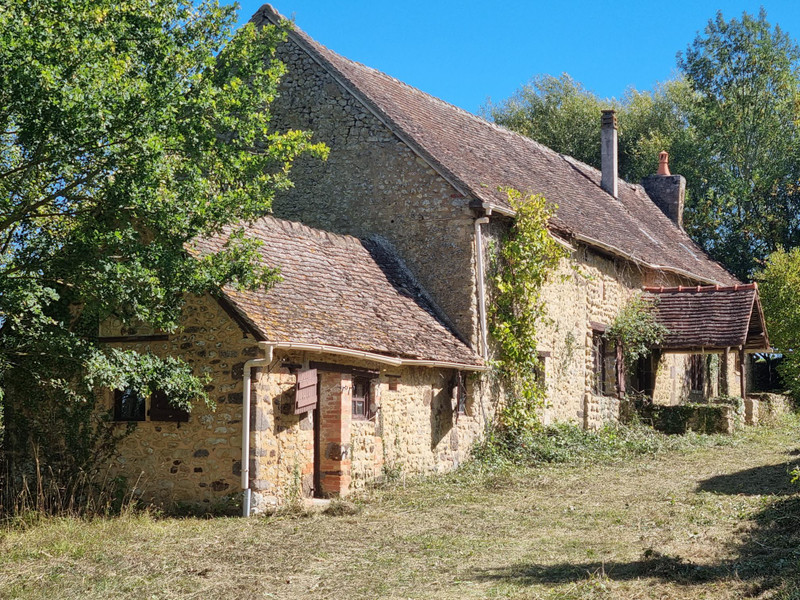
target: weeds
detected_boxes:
[470,421,737,469]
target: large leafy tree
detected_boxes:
[487,10,800,280]
[0,0,326,488]
[485,74,698,189]
[679,9,800,279]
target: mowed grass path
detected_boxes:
[3,418,800,600]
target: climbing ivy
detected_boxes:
[488,189,567,433]
[606,294,668,369]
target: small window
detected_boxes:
[352,377,371,420]
[533,352,547,386]
[592,331,617,396]
[689,354,704,394]
[149,389,190,422]
[114,388,146,422]
[454,371,467,415]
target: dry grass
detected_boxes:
[2,417,800,599]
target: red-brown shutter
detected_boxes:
[294,369,318,414]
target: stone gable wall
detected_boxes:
[268,37,479,347]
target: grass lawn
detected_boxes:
[2,417,800,599]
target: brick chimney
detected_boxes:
[641,152,686,228]
[600,110,618,198]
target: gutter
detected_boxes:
[571,233,723,286]
[262,341,489,372]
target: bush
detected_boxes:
[471,421,733,469]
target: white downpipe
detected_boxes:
[474,216,491,361]
[241,342,274,517]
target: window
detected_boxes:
[114,388,146,421]
[534,352,548,386]
[454,371,467,415]
[689,354,704,394]
[149,389,190,422]
[592,330,617,396]
[352,376,371,419]
[113,388,188,423]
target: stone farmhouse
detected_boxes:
[100,4,770,513]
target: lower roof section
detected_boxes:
[644,284,770,352]
[192,216,483,368]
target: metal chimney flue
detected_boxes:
[600,110,618,198]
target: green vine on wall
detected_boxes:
[606,294,668,369]
[488,189,567,433]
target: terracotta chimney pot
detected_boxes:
[657,151,671,176]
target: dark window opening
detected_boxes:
[149,389,190,422]
[352,376,371,420]
[689,354,704,394]
[633,351,660,397]
[454,371,467,415]
[114,388,146,422]
[533,353,546,387]
[593,331,617,396]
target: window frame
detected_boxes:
[592,329,618,397]
[113,388,146,422]
[351,376,372,420]
[113,388,189,423]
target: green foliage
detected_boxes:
[471,421,734,469]
[485,74,698,186]
[0,0,326,496]
[679,9,800,279]
[487,9,800,280]
[606,295,668,369]
[488,189,567,433]
[756,247,800,400]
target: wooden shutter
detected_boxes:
[149,390,189,422]
[294,369,318,414]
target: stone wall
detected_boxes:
[250,362,314,508]
[103,319,492,510]
[102,294,259,509]
[268,34,479,347]
[484,219,722,428]
[509,233,694,429]
[247,352,490,510]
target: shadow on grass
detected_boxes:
[472,462,800,597]
[696,459,800,496]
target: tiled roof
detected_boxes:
[254,4,738,286]
[192,217,483,366]
[643,284,770,351]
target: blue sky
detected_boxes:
[231,1,800,115]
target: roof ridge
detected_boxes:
[252,3,739,287]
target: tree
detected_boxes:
[679,9,800,279]
[485,74,698,189]
[756,248,800,399]
[0,0,327,498]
